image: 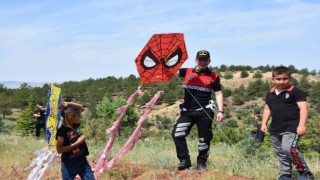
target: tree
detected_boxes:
[288,65,298,73]
[0,93,13,119]
[96,96,138,133]
[300,68,309,75]
[220,64,227,72]
[16,96,37,136]
[13,83,33,108]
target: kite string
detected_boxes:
[168,67,252,167]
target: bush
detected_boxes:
[155,115,173,130]
[224,119,239,128]
[253,70,263,78]
[0,116,4,133]
[95,96,138,135]
[240,70,249,78]
[222,87,232,97]
[224,71,234,79]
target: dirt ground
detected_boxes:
[107,162,253,180]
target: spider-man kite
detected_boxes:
[95,34,188,179]
[135,33,188,83]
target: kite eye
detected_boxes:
[143,56,157,68]
[165,54,179,67]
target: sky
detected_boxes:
[1,0,320,83]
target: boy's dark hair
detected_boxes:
[37,101,43,106]
[65,96,74,102]
[61,106,80,119]
[272,66,291,77]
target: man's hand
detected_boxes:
[297,125,306,136]
[217,112,224,122]
[261,124,268,133]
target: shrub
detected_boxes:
[253,70,263,78]
[223,87,232,97]
[240,70,249,78]
[224,71,234,79]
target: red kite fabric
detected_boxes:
[135,33,188,83]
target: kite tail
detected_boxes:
[105,91,164,170]
[24,148,58,180]
[94,87,142,180]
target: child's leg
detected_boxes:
[270,133,293,177]
[281,132,312,174]
[61,162,78,180]
[78,160,94,180]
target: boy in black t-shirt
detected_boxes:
[56,102,94,180]
[261,66,314,180]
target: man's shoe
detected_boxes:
[196,163,207,170]
[176,159,191,170]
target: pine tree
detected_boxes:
[16,96,37,136]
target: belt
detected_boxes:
[181,104,213,112]
[181,107,203,112]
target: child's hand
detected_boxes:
[58,102,69,109]
[297,125,306,136]
[261,124,268,133]
[76,135,86,145]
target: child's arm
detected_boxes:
[296,101,308,136]
[58,102,83,111]
[56,135,86,154]
[261,104,271,133]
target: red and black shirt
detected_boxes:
[266,85,307,133]
[179,68,221,109]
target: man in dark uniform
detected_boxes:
[33,102,46,140]
[172,50,224,170]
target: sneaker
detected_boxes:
[176,159,191,170]
[298,172,315,180]
[196,163,207,170]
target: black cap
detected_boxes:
[196,50,210,59]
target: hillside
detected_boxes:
[139,71,320,123]
[1,70,320,180]
[221,71,320,88]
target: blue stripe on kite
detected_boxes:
[45,89,52,144]
[56,95,63,128]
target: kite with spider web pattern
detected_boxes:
[135,33,188,83]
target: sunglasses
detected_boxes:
[197,58,209,62]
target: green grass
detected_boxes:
[0,133,319,180]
